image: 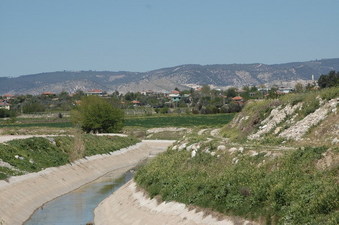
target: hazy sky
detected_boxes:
[1,0,338,77]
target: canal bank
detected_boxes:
[94,180,258,225]
[0,140,174,225]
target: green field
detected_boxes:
[0,113,235,129]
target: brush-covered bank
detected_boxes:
[0,134,139,179]
[135,145,339,224]
[134,87,339,225]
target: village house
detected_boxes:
[3,94,14,100]
[232,96,244,104]
[86,89,105,96]
[168,90,181,102]
[0,101,11,110]
[41,92,56,96]
[131,100,141,106]
[277,87,293,94]
[141,90,154,95]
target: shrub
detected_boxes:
[22,102,46,113]
[319,86,339,100]
[71,96,124,133]
[0,109,12,118]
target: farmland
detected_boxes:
[0,113,235,129]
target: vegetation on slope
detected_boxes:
[0,135,139,180]
[135,145,339,224]
[135,87,339,224]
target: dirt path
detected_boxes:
[0,140,174,225]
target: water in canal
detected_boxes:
[24,170,133,225]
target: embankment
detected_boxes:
[94,180,256,225]
[0,140,174,225]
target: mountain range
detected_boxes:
[1,58,339,95]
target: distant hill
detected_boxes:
[1,58,339,95]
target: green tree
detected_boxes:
[318,71,339,88]
[201,85,211,96]
[226,88,237,98]
[71,96,124,133]
[268,87,278,98]
[0,109,11,118]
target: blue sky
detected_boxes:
[1,0,338,77]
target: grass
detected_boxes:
[0,113,235,130]
[0,137,69,173]
[0,135,139,179]
[0,166,23,180]
[135,146,339,225]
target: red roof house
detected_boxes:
[232,96,244,101]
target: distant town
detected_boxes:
[0,80,319,118]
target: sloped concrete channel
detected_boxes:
[25,169,134,225]
[0,140,174,225]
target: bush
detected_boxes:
[22,102,46,113]
[0,109,12,118]
[319,86,339,100]
[71,96,124,133]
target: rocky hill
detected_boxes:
[1,58,339,95]
[224,87,339,146]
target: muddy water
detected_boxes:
[24,170,133,225]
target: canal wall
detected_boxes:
[94,180,258,225]
[0,140,174,225]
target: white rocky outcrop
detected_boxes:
[248,103,302,139]
[210,128,221,137]
[279,98,338,140]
